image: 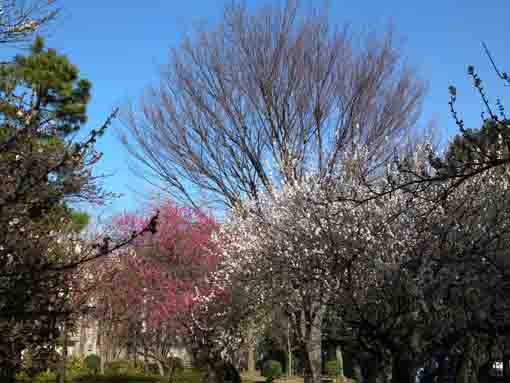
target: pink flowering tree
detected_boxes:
[84,200,248,381]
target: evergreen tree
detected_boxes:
[0,37,107,382]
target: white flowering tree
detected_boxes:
[328,137,510,383]
[215,126,510,383]
[215,145,418,383]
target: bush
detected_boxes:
[262,360,283,382]
[15,371,30,382]
[66,354,91,379]
[85,354,101,373]
[174,368,202,383]
[74,372,161,383]
[67,354,86,370]
[326,359,339,377]
[20,350,50,376]
[105,359,146,375]
[16,370,57,382]
[106,359,130,374]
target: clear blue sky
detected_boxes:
[40,1,510,216]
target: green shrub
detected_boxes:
[20,350,35,375]
[85,354,101,373]
[15,371,30,382]
[106,359,131,374]
[66,354,86,370]
[326,359,339,377]
[20,350,48,376]
[105,359,146,375]
[174,368,202,383]
[262,360,283,382]
[36,370,58,382]
[17,370,57,382]
[74,372,161,382]
[66,354,91,380]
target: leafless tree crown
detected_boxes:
[0,0,59,45]
[121,0,425,209]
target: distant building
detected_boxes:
[65,315,192,368]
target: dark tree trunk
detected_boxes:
[303,334,322,383]
[224,361,241,383]
[478,361,492,383]
[469,364,479,383]
[0,341,21,383]
[342,350,356,379]
[0,365,16,383]
[365,355,384,383]
[201,363,220,383]
[200,360,241,383]
[392,352,415,383]
[503,355,510,380]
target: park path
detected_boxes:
[242,375,352,383]
[241,376,304,383]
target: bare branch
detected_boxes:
[120,0,425,210]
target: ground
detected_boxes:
[241,375,349,383]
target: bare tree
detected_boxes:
[0,0,58,45]
[121,2,425,383]
[121,0,425,210]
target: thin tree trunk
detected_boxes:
[469,352,485,383]
[336,345,344,379]
[248,345,256,374]
[156,359,165,377]
[247,325,256,375]
[98,320,105,374]
[302,305,325,383]
[56,322,68,383]
[79,316,87,355]
[503,354,510,380]
[381,356,393,383]
[288,326,293,377]
[457,338,474,383]
[469,364,479,383]
[456,359,469,383]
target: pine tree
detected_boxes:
[0,37,105,382]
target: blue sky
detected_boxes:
[40,1,510,216]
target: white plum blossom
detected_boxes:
[210,146,419,381]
